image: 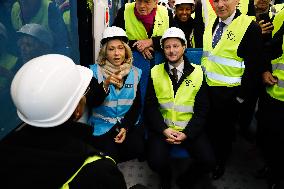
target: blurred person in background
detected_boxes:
[11,0,70,56]
[16,23,54,64]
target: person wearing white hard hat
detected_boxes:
[173,0,204,48]
[144,27,215,189]
[0,54,128,189]
[87,26,145,163]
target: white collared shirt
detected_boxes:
[213,10,236,36]
[168,61,184,82]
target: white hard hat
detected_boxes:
[160,27,187,48]
[17,23,54,47]
[101,26,128,45]
[175,0,195,6]
[11,54,93,128]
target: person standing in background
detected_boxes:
[201,0,266,180]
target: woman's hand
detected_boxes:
[104,70,123,90]
[114,128,127,143]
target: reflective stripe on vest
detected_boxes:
[11,0,50,30]
[151,63,203,131]
[124,3,169,40]
[89,64,141,135]
[202,15,252,86]
[266,39,284,101]
[160,102,194,112]
[61,155,115,189]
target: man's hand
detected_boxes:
[142,47,154,59]
[262,71,278,86]
[163,128,187,144]
[133,39,153,52]
[258,20,274,34]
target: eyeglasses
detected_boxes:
[83,86,90,96]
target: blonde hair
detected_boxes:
[97,40,133,66]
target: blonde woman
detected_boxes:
[87,26,145,163]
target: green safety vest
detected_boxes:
[272,7,284,36]
[266,16,284,102]
[11,0,50,30]
[124,2,169,40]
[151,63,203,131]
[61,155,115,189]
[237,0,249,15]
[202,15,252,87]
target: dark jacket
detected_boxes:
[0,121,127,189]
[173,15,204,48]
[144,56,210,140]
[112,4,175,52]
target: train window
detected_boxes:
[0,0,87,139]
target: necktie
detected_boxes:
[212,22,226,48]
[171,68,178,83]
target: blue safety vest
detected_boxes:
[88,64,142,136]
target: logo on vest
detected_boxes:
[185,79,195,87]
[157,20,164,26]
[125,84,133,88]
[226,31,236,42]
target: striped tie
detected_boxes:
[212,22,226,48]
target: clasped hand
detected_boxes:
[163,128,187,144]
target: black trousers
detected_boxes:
[90,125,145,163]
[146,131,215,182]
[257,93,284,182]
[206,86,240,166]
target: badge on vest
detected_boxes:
[125,84,133,88]
[226,31,236,42]
[185,79,195,87]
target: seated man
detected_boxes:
[144,27,215,189]
[0,54,127,189]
